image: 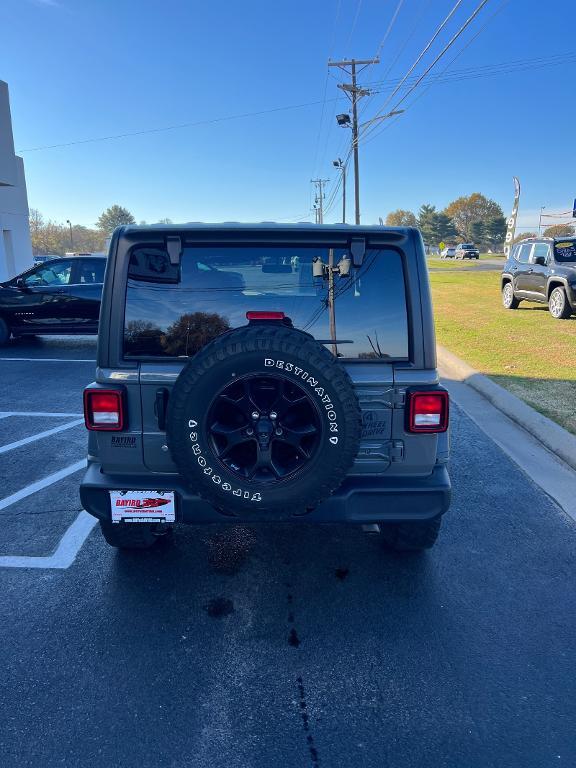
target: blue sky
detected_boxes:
[2,0,575,231]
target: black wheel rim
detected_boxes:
[206,374,322,484]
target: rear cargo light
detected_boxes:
[246,311,285,321]
[407,391,449,433]
[84,388,125,431]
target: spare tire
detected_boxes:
[166,323,361,517]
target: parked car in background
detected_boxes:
[0,254,106,345]
[33,254,61,265]
[454,243,480,259]
[501,237,576,319]
[441,247,456,259]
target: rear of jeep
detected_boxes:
[80,224,450,551]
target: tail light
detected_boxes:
[246,311,286,321]
[407,391,449,433]
[84,388,126,431]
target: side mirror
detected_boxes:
[534,255,547,266]
[16,277,27,290]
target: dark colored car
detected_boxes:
[0,254,106,345]
[80,223,451,553]
[502,237,576,319]
[454,243,480,259]
[33,254,61,265]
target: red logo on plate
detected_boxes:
[115,498,170,508]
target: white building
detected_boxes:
[0,80,33,281]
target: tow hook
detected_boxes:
[361,524,381,534]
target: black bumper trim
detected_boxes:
[80,462,451,524]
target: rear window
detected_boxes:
[123,245,409,360]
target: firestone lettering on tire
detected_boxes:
[264,358,339,443]
[186,419,262,502]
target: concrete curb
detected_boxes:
[437,344,576,472]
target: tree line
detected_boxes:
[513,223,575,243]
[29,205,173,255]
[386,193,507,250]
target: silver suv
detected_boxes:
[80,224,450,552]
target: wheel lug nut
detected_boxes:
[275,428,283,436]
[270,411,278,420]
[246,428,254,435]
[251,411,259,420]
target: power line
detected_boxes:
[372,0,406,63]
[315,0,367,175]
[361,0,509,147]
[360,0,492,143]
[358,0,465,142]
[344,0,364,53]
[356,0,407,121]
[368,50,575,90]
[331,0,411,168]
[359,49,575,123]
[18,96,347,153]
[310,0,343,179]
[375,0,434,87]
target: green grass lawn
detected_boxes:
[429,270,576,433]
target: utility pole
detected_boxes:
[329,58,379,225]
[333,158,346,223]
[539,206,546,235]
[328,248,337,356]
[311,178,329,224]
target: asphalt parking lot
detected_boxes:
[1,337,576,768]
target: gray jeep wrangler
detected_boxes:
[80,224,450,551]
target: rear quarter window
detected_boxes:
[123,244,410,361]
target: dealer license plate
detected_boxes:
[109,490,176,524]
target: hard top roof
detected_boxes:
[118,221,417,235]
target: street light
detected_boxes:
[332,158,346,224]
[539,206,546,235]
[66,219,74,249]
[336,108,405,225]
[359,108,405,130]
[336,113,351,127]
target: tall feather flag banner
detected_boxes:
[504,177,521,257]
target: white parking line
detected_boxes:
[0,357,94,363]
[0,511,97,569]
[0,419,84,455]
[0,411,82,418]
[0,459,87,511]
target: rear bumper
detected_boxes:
[80,462,451,524]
